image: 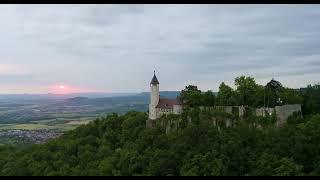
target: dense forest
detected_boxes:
[1,111,320,176]
[0,76,320,176]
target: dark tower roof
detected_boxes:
[150,71,159,85]
[266,78,282,89]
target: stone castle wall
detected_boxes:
[201,106,247,117]
[147,104,302,131]
[173,105,183,114]
[157,108,173,118]
[256,107,275,117]
[200,104,301,123]
[149,104,301,123]
[255,104,302,126]
[275,104,302,126]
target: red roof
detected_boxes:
[156,97,181,109]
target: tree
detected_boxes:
[252,85,265,108]
[180,85,202,108]
[180,152,226,176]
[217,82,236,106]
[265,79,283,107]
[250,153,303,176]
[202,90,216,106]
[302,84,320,115]
[234,76,259,106]
[278,88,303,105]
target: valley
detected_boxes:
[0,91,179,146]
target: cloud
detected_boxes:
[0,64,28,75]
[0,65,18,75]
[0,5,319,93]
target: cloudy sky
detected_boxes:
[0,4,320,94]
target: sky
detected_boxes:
[0,4,320,94]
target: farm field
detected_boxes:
[0,117,95,131]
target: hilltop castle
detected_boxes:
[146,72,303,129]
[147,71,182,127]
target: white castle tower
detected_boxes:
[149,70,159,120]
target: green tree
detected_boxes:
[180,152,226,176]
[234,76,259,106]
[217,82,236,106]
[302,84,320,115]
[278,88,303,105]
[180,85,202,108]
[265,79,283,107]
[250,153,303,176]
[201,90,216,106]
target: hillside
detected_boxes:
[1,77,320,176]
[0,110,320,176]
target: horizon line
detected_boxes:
[0,90,183,95]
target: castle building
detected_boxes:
[148,71,182,121]
[147,72,302,129]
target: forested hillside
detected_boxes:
[0,110,320,176]
[0,76,320,176]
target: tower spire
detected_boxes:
[150,70,159,85]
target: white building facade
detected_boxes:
[148,71,182,121]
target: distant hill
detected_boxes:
[0,92,139,101]
[64,92,139,98]
[137,91,181,99]
[66,97,90,102]
[56,91,181,115]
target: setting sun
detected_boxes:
[48,84,100,94]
